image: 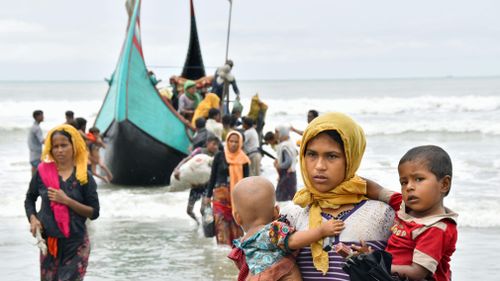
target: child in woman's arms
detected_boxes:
[229,176,345,281]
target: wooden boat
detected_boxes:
[94,0,205,185]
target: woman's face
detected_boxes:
[51,133,74,164]
[304,132,346,192]
[227,134,240,153]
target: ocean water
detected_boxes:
[1,77,499,280]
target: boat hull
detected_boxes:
[104,120,185,186]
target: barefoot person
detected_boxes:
[24,124,100,280]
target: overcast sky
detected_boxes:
[1,0,499,80]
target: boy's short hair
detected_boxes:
[89,127,100,134]
[206,135,220,144]
[242,116,253,127]
[195,117,206,129]
[208,108,220,119]
[222,114,231,126]
[263,131,275,142]
[399,144,453,182]
[308,109,319,118]
[75,117,87,130]
[33,110,43,119]
[65,110,74,118]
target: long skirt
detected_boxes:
[276,169,297,202]
[40,232,90,281]
[213,186,243,246]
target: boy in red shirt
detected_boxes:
[359,145,458,281]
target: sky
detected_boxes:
[1,0,499,80]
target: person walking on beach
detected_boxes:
[173,136,220,224]
[25,124,100,281]
[274,125,298,201]
[242,117,262,176]
[203,131,249,246]
[65,110,74,125]
[28,110,44,175]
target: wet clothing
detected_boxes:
[25,169,99,280]
[243,127,261,176]
[28,121,44,163]
[40,232,90,281]
[213,186,243,246]
[381,191,458,281]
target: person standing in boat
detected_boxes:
[178,80,201,121]
[24,124,100,280]
[28,110,44,175]
[203,131,249,246]
[212,60,240,114]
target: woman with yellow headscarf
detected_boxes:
[203,130,250,245]
[191,93,220,127]
[24,124,100,280]
[280,112,394,279]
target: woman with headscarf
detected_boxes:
[204,131,250,245]
[280,112,394,280]
[274,125,298,201]
[24,124,100,280]
[191,93,220,127]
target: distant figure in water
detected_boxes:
[228,176,344,281]
[274,125,298,202]
[28,110,44,175]
[24,124,100,281]
[87,127,113,183]
[65,110,74,124]
[291,109,319,136]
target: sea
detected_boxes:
[0,77,499,280]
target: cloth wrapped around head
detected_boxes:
[224,131,250,202]
[41,124,89,185]
[293,112,367,274]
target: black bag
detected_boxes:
[202,206,215,238]
[342,250,407,281]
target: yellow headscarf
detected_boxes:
[191,93,220,126]
[41,124,89,185]
[293,112,367,274]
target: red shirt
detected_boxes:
[384,192,458,281]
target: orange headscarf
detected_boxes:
[224,131,250,197]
